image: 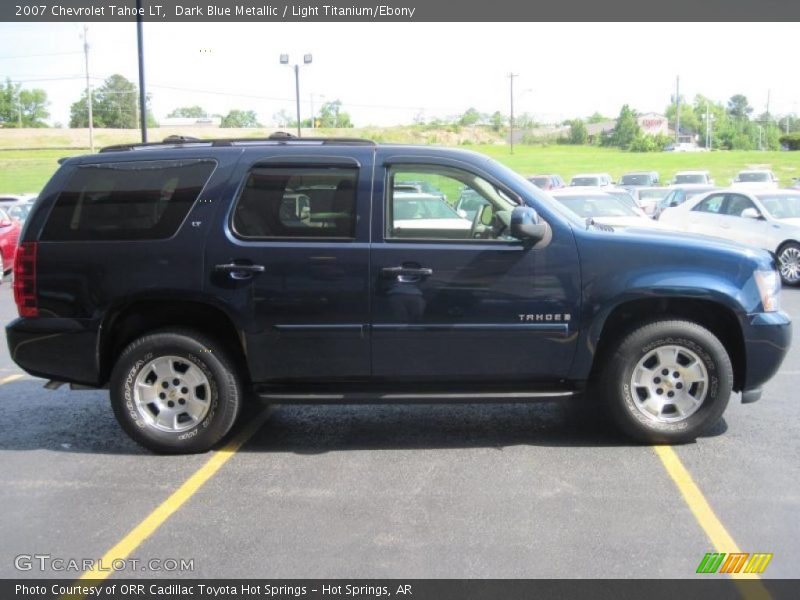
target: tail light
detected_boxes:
[13,241,37,317]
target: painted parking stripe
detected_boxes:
[0,373,24,385]
[654,446,772,597]
[73,407,272,588]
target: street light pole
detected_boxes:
[136,0,147,143]
[281,53,312,137]
[82,25,94,152]
[509,73,518,155]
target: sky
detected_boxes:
[0,22,798,127]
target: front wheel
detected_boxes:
[110,329,243,453]
[599,320,733,444]
[777,242,800,286]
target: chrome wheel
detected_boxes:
[132,355,210,433]
[779,246,800,284]
[629,345,708,423]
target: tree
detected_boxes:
[727,94,753,120]
[489,111,505,132]
[568,119,588,144]
[666,94,700,136]
[459,107,482,126]
[70,74,154,128]
[609,104,640,148]
[0,79,49,127]
[167,105,207,118]
[317,100,353,128]
[220,109,260,128]
[587,112,609,124]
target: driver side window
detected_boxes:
[386,166,517,241]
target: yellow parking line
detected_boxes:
[0,373,24,385]
[654,446,772,598]
[77,407,271,584]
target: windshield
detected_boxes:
[529,176,550,188]
[638,189,669,201]
[570,176,601,186]
[738,172,770,182]
[394,195,461,220]
[621,174,651,185]
[553,194,639,218]
[674,173,707,184]
[757,193,800,219]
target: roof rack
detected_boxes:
[99,132,376,153]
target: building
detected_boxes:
[637,113,669,136]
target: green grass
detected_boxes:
[1,144,799,194]
[0,149,75,194]
[476,145,800,188]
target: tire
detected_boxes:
[777,242,800,286]
[110,328,243,454]
[599,320,733,444]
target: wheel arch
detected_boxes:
[97,297,247,386]
[584,296,746,392]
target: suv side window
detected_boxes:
[41,159,215,241]
[693,194,725,214]
[722,194,756,217]
[387,166,518,241]
[232,166,357,239]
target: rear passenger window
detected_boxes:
[41,159,215,241]
[232,166,357,239]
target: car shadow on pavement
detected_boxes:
[0,378,728,455]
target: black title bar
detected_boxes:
[4,0,800,22]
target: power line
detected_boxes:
[0,51,83,60]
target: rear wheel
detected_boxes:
[777,242,800,286]
[599,320,733,443]
[110,329,243,453]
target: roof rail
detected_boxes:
[99,132,376,153]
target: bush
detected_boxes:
[780,132,800,150]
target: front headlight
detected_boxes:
[754,270,781,312]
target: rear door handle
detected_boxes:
[215,263,266,280]
[381,266,433,282]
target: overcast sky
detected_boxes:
[0,22,797,127]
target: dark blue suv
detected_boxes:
[6,135,792,453]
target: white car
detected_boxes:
[391,192,472,234]
[672,171,714,185]
[659,189,800,284]
[550,188,667,229]
[569,173,613,187]
[731,169,779,190]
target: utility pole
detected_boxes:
[310,93,315,129]
[136,0,147,143]
[705,103,710,149]
[82,25,94,152]
[766,89,771,121]
[16,96,22,127]
[675,75,680,144]
[509,73,518,155]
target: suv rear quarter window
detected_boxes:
[41,159,215,241]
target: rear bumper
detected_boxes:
[741,310,792,396]
[6,317,100,385]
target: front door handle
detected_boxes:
[381,266,433,282]
[215,263,266,280]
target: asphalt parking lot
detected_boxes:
[0,283,797,580]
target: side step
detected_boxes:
[256,389,578,404]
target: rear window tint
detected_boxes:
[41,159,215,241]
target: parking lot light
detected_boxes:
[281,53,312,137]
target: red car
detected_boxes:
[0,207,21,284]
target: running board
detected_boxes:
[256,390,578,404]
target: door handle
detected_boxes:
[215,263,266,280]
[381,266,433,282]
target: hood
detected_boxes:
[593,216,667,229]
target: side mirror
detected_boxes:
[510,206,547,242]
[741,208,761,220]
